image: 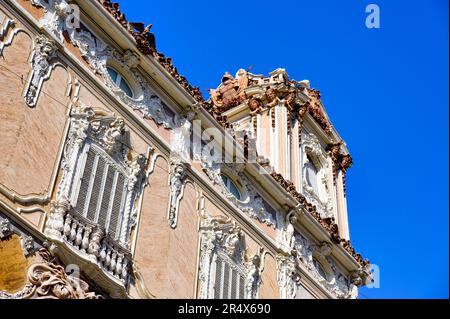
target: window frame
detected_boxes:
[106,66,135,98]
[71,141,130,241]
[221,174,242,200]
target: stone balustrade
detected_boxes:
[59,209,131,284]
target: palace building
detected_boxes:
[0,0,371,299]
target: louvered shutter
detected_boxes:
[75,148,96,214]
[222,262,231,298]
[97,165,115,228]
[213,257,246,299]
[87,155,105,221]
[213,258,223,299]
[74,145,129,241]
[238,275,245,299]
[108,173,126,239]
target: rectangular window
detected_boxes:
[213,256,245,299]
[73,145,128,240]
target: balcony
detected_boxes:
[45,200,132,298]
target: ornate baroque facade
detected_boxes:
[0,0,371,299]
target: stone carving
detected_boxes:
[269,171,369,269]
[198,217,262,299]
[0,218,12,239]
[167,156,187,229]
[248,97,262,117]
[24,35,57,107]
[0,284,36,299]
[302,133,334,219]
[28,249,102,299]
[307,89,333,134]
[265,88,280,109]
[290,233,358,299]
[40,0,74,42]
[171,107,197,162]
[199,157,275,226]
[22,236,35,256]
[0,13,17,56]
[127,23,156,55]
[123,50,140,69]
[69,27,176,129]
[277,254,300,299]
[45,198,70,238]
[245,252,263,299]
[97,0,207,105]
[210,70,248,114]
[45,101,146,293]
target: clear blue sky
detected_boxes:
[116,0,449,299]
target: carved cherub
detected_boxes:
[265,88,280,109]
[284,91,298,111]
[248,97,262,116]
[104,117,126,154]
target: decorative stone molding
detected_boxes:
[27,0,177,128]
[210,70,248,114]
[167,156,187,229]
[22,236,36,257]
[199,157,276,226]
[276,254,300,299]
[198,217,262,299]
[170,106,197,162]
[32,0,74,43]
[43,100,147,292]
[0,285,36,299]
[26,248,103,299]
[24,35,58,107]
[293,233,355,299]
[0,218,12,239]
[302,133,334,219]
[0,12,18,56]
[68,27,176,128]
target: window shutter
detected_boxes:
[214,258,223,299]
[222,261,231,299]
[75,149,96,214]
[238,274,245,299]
[108,173,126,239]
[74,145,129,242]
[87,155,105,221]
[213,256,246,299]
[230,268,238,299]
[97,165,115,228]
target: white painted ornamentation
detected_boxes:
[198,217,262,299]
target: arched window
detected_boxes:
[305,155,319,195]
[221,174,241,200]
[107,67,134,97]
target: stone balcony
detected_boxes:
[44,199,132,298]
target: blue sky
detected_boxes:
[116,0,449,298]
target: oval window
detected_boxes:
[313,259,327,280]
[221,174,241,200]
[107,67,134,98]
[305,155,319,195]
